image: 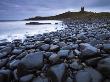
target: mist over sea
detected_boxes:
[0,20,65,42]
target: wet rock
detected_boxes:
[65,77,73,82]
[47,63,66,82]
[16,52,28,59]
[20,74,34,82]
[103,44,110,53]
[9,59,21,69]
[80,43,98,59]
[0,46,12,59]
[44,38,51,44]
[40,44,50,51]
[97,57,110,78]
[50,44,60,52]
[0,69,12,82]
[0,58,8,68]
[84,68,103,82]
[32,76,49,82]
[12,48,23,55]
[68,50,75,59]
[21,52,44,69]
[69,61,82,70]
[58,50,70,58]
[76,70,91,82]
[49,53,60,63]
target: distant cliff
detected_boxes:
[25,11,110,20]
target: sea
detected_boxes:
[0,20,65,42]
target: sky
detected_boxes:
[0,0,110,20]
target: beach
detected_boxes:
[0,18,110,82]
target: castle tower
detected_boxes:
[81,7,84,12]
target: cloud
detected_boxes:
[0,0,110,20]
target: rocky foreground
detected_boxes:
[0,18,110,82]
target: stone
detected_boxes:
[32,76,48,82]
[76,70,91,82]
[97,57,110,78]
[47,63,66,82]
[20,74,34,82]
[0,58,8,68]
[103,44,110,53]
[84,68,103,82]
[40,44,50,51]
[69,61,82,70]
[12,48,23,55]
[9,60,21,69]
[21,52,44,69]
[49,53,60,63]
[58,50,70,58]
[0,46,12,59]
[50,44,60,51]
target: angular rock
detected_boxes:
[21,52,44,69]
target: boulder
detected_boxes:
[20,74,34,82]
[58,50,70,58]
[50,44,60,52]
[0,46,12,59]
[97,57,110,78]
[40,44,50,51]
[47,63,66,82]
[76,70,91,82]
[32,76,48,82]
[21,52,44,69]
[84,68,103,82]
[49,53,60,63]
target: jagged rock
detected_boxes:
[20,74,34,82]
[21,52,44,69]
[47,63,66,82]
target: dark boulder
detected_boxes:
[20,74,34,82]
[97,57,110,78]
[21,52,44,69]
[40,44,50,51]
[32,76,49,82]
[47,63,66,82]
[58,50,70,58]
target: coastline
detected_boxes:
[0,18,110,82]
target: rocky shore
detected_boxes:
[0,18,110,82]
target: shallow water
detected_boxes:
[0,20,64,42]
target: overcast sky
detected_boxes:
[0,0,110,20]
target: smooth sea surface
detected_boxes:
[0,20,65,42]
